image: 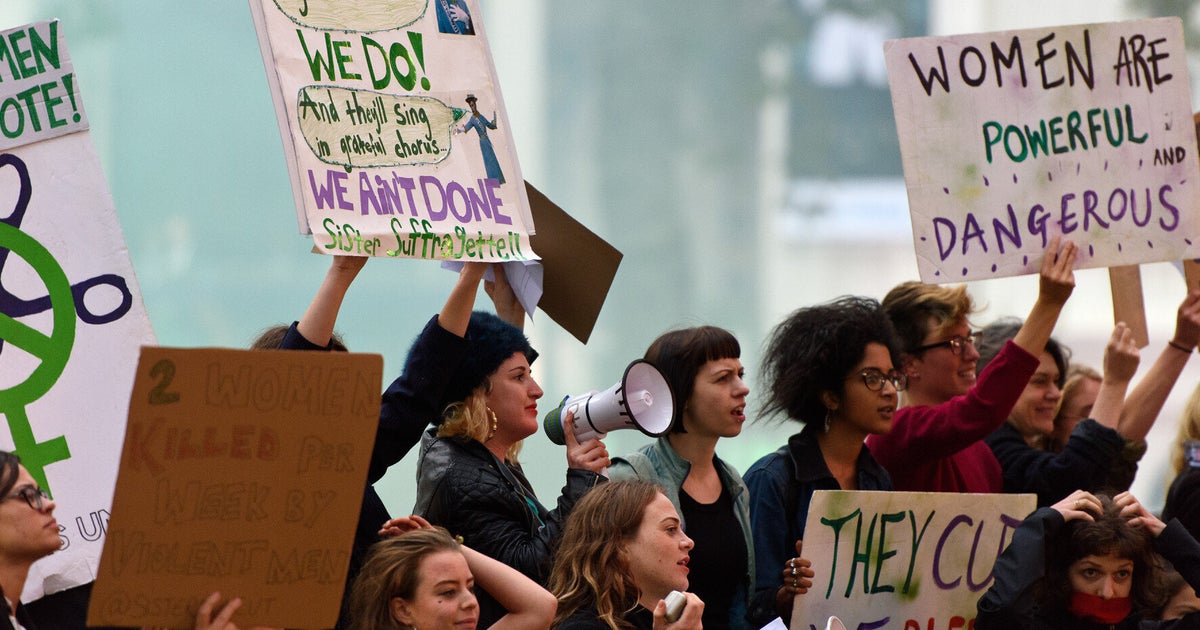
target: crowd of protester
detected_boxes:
[11,237,1200,630]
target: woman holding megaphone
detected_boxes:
[608,326,754,630]
[411,262,610,628]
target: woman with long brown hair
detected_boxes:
[548,480,702,630]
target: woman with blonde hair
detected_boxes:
[1162,382,1200,539]
[548,480,703,630]
[412,263,609,627]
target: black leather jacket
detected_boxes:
[414,429,603,626]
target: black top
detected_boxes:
[1164,466,1200,542]
[556,604,654,630]
[679,485,745,630]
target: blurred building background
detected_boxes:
[3,0,1200,515]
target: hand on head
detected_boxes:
[1113,490,1167,537]
[1051,490,1101,522]
[378,514,434,538]
[563,410,611,474]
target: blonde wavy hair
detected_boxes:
[1170,382,1200,477]
[438,383,523,464]
[548,480,662,630]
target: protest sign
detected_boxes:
[793,490,1035,630]
[885,18,1200,282]
[250,0,537,262]
[87,346,382,629]
[0,19,157,601]
[526,181,623,344]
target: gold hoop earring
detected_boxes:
[486,407,498,441]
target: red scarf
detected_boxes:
[1068,591,1132,624]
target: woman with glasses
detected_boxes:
[0,451,279,630]
[864,237,1076,494]
[743,296,904,627]
[608,326,753,630]
[0,451,57,630]
[977,321,1141,506]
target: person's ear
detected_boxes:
[391,597,415,626]
[900,353,919,378]
[820,391,839,413]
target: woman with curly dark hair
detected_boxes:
[743,296,903,626]
[548,479,703,630]
[977,490,1200,629]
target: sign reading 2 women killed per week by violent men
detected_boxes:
[250,0,537,262]
[885,18,1200,282]
[794,490,1035,630]
[0,20,157,602]
[88,347,382,629]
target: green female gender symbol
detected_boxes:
[0,220,75,495]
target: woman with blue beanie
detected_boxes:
[404,262,610,627]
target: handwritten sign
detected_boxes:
[792,491,1034,630]
[249,0,538,262]
[0,20,88,150]
[87,347,382,629]
[884,17,1200,282]
[0,20,157,603]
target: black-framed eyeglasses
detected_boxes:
[910,332,980,357]
[3,486,49,511]
[848,368,907,392]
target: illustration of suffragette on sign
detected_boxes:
[435,0,475,35]
[457,94,505,184]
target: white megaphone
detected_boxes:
[543,359,675,445]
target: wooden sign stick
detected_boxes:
[1109,265,1149,348]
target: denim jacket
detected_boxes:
[610,436,754,630]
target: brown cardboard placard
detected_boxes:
[87,346,382,629]
[526,181,623,344]
[1109,265,1149,348]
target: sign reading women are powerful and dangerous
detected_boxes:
[250,0,537,262]
[885,18,1200,282]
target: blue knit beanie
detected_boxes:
[440,311,538,409]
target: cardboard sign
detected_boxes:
[526,181,623,344]
[885,18,1200,282]
[250,0,538,262]
[792,491,1035,630]
[0,19,157,602]
[87,346,382,629]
